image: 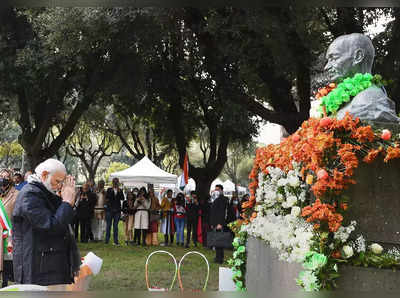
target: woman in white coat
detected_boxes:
[133,187,151,246]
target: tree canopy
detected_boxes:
[1,6,400,193]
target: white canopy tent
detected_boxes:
[222,180,236,192]
[237,185,248,194]
[110,156,177,185]
[158,176,196,197]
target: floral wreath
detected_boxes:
[230,73,400,291]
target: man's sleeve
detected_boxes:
[22,192,74,234]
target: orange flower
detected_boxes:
[384,146,400,163]
[340,203,348,211]
[302,199,343,232]
[351,126,375,143]
[363,148,382,164]
[331,251,341,259]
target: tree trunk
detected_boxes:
[192,171,215,201]
[25,150,47,171]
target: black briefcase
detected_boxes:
[206,230,234,249]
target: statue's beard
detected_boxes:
[43,175,57,194]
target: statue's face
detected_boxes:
[324,39,355,82]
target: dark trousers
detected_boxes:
[78,217,91,242]
[215,247,224,263]
[1,260,13,288]
[135,229,147,245]
[186,219,198,244]
[105,211,121,244]
[73,216,79,240]
[202,222,209,247]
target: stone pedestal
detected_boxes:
[246,237,400,293]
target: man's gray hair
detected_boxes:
[35,158,67,176]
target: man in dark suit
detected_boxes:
[209,184,228,264]
[105,178,124,245]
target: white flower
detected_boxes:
[334,221,357,243]
[288,176,300,187]
[370,243,383,255]
[291,206,301,217]
[286,196,297,208]
[342,245,354,258]
[277,178,287,187]
[353,235,366,253]
[309,99,323,118]
[276,194,284,202]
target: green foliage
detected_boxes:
[228,221,247,291]
[104,162,130,184]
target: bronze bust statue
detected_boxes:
[324,33,399,123]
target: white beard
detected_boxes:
[43,175,57,194]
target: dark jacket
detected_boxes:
[186,202,200,222]
[12,181,77,286]
[227,200,242,224]
[76,191,96,219]
[199,200,211,224]
[209,195,228,227]
[122,199,136,215]
[105,188,124,213]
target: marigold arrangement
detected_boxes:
[237,112,400,291]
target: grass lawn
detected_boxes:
[78,222,232,291]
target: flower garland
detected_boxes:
[313,73,385,116]
[241,113,400,291]
[228,221,247,291]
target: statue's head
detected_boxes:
[324,33,375,82]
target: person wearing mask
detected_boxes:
[92,180,106,242]
[147,188,161,246]
[12,158,80,286]
[160,189,175,246]
[75,183,96,243]
[227,192,242,223]
[0,169,19,287]
[105,178,124,246]
[174,193,186,247]
[13,173,27,191]
[185,191,199,248]
[122,191,136,246]
[209,184,229,264]
[133,187,151,246]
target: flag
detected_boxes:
[0,200,12,254]
[179,152,189,191]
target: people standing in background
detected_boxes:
[147,188,161,246]
[105,178,124,245]
[160,189,175,246]
[0,169,18,287]
[209,184,229,264]
[174,193,186,246]
[133,187,151,246]
[122,191,136,246]
[227,192,242,223]
[13,173,27,191]
[75,183,96,243]
[23,171,32,183]
[185,191,199,248]
[93,180,106,242]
